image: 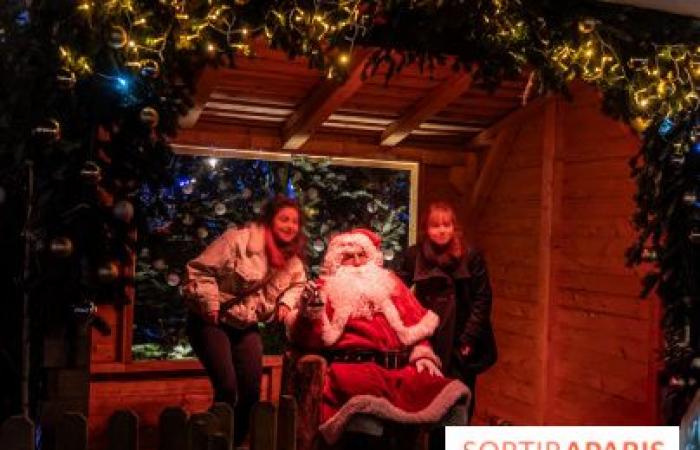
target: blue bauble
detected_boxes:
[658,117,675,137]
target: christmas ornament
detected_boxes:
[578,19,597,34]
[658,117,675,137]
[108,25,129,49]
[50,237,73,258]
[670,154,686,167]
[214,202,227,216]
[113,200,135,223]
[630,116,651,133]
[152,258,167,271]
[80,161,102,183]
[56,68,77,89]
[97,261,120,283]
[383,248,395,261]
[140,59,160,78]
[197,227,209,239]
[306,187,319,201]
[32,119,61,141]
[689,227,700,244]
[312,239,325,252]
[139,107,160,128]
[166,273,181,286]
[641,247,658,262]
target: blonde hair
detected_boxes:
[421,201,464,259]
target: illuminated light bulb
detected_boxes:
[128,40,136,48]
[241,27,248,36]
[207,42,215,52]
[578,19,597,34]
[134,17,146,26]
[78,2,91,11]
[207,157,219,168]
[338,53,350,65]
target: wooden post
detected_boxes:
[107,410,138,450]
[277,395,297,450]
[56,413,88,450]
[187,412,217,450]
[250,402,277,450]
[536,96,563,424]
[0,415,34,450]
[209,434,231,450]
[209,403,234,450]
[159,406,188,450]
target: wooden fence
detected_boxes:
[0,397,297,450]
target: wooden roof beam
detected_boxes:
[179,67,222,128]
[281,49,374,150]
[380,71,474,147]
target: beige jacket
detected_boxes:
[184,223,306,328]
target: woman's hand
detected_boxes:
[204,310,219,325]
[277,304,291,322]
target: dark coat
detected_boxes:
[398,244,497,378]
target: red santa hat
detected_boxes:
[322,228,384,274]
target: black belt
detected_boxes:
[325,350,409,370]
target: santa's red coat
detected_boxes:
[287,274,470,444]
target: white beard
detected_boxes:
[322,263,396,320]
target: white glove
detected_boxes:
[415,358,443,377]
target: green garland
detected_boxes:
[3,0,700,423]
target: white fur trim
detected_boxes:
[409,345,441,368]
[322,231,384,275]
[318,295,439,347]
[318,380,470,444]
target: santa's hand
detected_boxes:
[415,358,442,377]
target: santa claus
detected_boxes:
[285,228,470,445]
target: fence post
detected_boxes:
[56,412,88,450]
[107,410,139,450]
[159,406,188,450]
[0,415,34,450]
[209,403,233,450]
[187,412,217,450]
[276,396,296,450]
[251,402,277,450]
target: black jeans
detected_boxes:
[186,314,263,446]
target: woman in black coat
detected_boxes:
[399,201,497,424]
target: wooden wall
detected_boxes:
[473,83,660,425]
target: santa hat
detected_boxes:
[321,228,384,274]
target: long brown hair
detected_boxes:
[259,194,307,261]
[420,201,464,260]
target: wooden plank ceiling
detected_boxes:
[178,44,532,153]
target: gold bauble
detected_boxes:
[630,116,652,133]
[97,261,120,283]
[108,25,129,49]
[140,59,160,78]
[139,107,160,128]
[50,237,74,258]
[80,161,102,184]
[32,119,61,142]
